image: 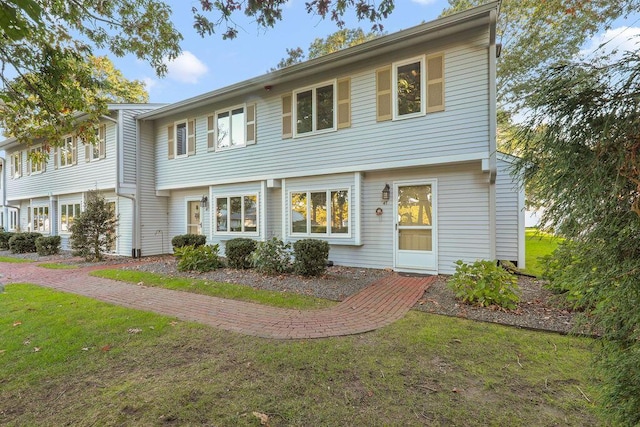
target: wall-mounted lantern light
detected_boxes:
[382,184,391,204]
[200,195,209,210]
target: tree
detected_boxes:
[273,28,380,70]
[70,190,118,261]
[442,0,637,110]
[513,53,640,425]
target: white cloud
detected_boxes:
[580,26,640,60]
[142,77,158,92]
[165,51,208,84]
[411,0,439,5]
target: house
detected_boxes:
[0,105,165,256]
[136,1,524,274]
[1,1,524,274]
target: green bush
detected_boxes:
[70,190,118,261]
[293,239,330,276]
[35,236,61,256]
[225,238,257,269]
[174,244,222,272]
[9,232,43,254]
[171,234,206,250]
[0,232,15,250]
[251,237,291,275]
[448,259,520,310]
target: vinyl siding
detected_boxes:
[496,157,523,264]
[121,109,145,186]
[152,26,491,191]
[167,188,210,252]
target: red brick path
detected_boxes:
[0,261,434,339]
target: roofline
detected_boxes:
[138,1,500,120]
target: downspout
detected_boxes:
[105,112,138,258]
[488,7,498,260]
[0,158,6,230]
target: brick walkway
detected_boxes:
[0,261,434,339]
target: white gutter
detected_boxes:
[488,7,499,260]
[0,157,6,230]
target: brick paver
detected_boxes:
[0,261,434,339]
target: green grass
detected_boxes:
[524,228,563,277]
[38,263,79,269]
[0,256,32,263]
[91,269,334,310]
[0,283,599,426]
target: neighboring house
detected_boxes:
[0,2,524,274]
[0,105,165,256]
[136,1,524,274]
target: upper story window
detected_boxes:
[290,189,349,237]
[167,119,195,159]
[10,152,21,179]
[376,53,445,122]
[215,194,259,235]
[90,124,106,161]
[216,106,245,150]
[294,80,336,136]
[59,135,77,168]
[28,146,45,175]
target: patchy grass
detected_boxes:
[91,269,334,310]
[0,284,599,426]
[0,256,32,263]
[38,263,79,270]
[524,228,563,277]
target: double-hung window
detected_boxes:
[29,146,45,174]
[11,152,21,178]
[168,120,195,159]
[293,81,336,136]
[216,106,245,150]
[290,189,349,236]
[175,121,187,157]
[215,195,258,234]
[90,124,106,161]
[393,56,425,119]
[59,136,77,167]
[32,206,49,233]
[60,203,81,233]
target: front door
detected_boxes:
[394,181,437,272]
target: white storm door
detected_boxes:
[394,181,437,272]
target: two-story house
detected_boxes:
[0,105,164,256]
[136,1,523,274]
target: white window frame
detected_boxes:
[293,79,338,138]
[11,152,22,178]
[392,55,426,120]
[59,202,82,234]
[213,193,259,236]
[174,120,188,158]
[59,135,76,168]
[9,209,18,231]
[29,146,45,175]
[215,104,246,151]
[289,188,351,238]
[31,205,50,233]
[91,126,105,161]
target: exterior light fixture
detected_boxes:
[382,184,391,204]
[200,195,209,210]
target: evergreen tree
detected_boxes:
[70,191,118,261]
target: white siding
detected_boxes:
[496,156,524,265]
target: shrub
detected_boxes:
[225,238,257,269]
[251,237,291,275]
[174,244,222,272]
[9,232,43,253]
[0,232,15,250]
[71,190,118,261]
[293,239,329,276]
[448,259,519,310]
[36,236,61,256]
[171,234,206,250]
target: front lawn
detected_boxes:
[524,228,563,277]
[1,283,599,426]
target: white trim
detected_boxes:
[354,172,362,246]
[212,192,260,237]
[174,119,188,158]
[287,188,352,239]
[260,180,267,242]
[58,201,82,235]
[155,152,489,191]
[28,145,45,175]
[185,196,203,235]
[215,103,247,151]
[292,79,338,138]
[59,136,77,168]
[392,55,426,120]
[518,183,526,268]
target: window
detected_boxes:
[215,195,258,234]
[60,203,81,233]
[293,81,336,136]
[176,121,187,156]
[167,120,195,159]
[216,107,245,150]
[11,152,21,178]
[29,146,45,174]
[9,210,18,231]
[32,206,49,233]
[59,136,77,167]
[393,56,425,119]
[90,124,106,161]
[290,189,349,236]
